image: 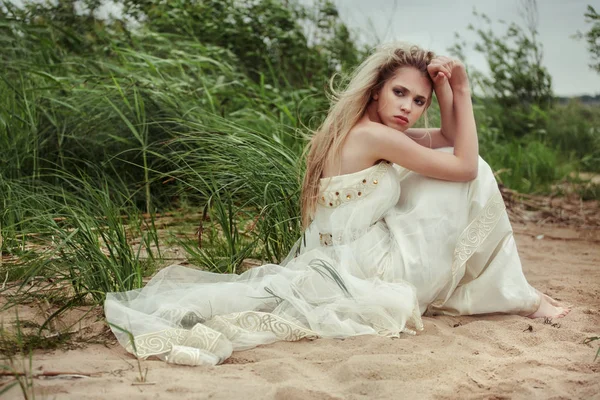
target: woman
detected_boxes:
[105,42,568,367]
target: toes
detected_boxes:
[526,296,571,319]
[556,307,570,318]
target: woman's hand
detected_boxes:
[427,56,455,146]
[425,56,477,165]
[427,56,469,92]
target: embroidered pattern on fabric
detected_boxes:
[318,161,391,208]
[451,191,505,275]
[430,191,506,310]
[125,323,223,359]
[166,345,221,366]
[210,311,319,341]
[124,311,318,366]
[318,228,368,247]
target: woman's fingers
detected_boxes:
[429,56,466,84]
[433,72,447,85]
[440,66,452,78]
[427,62,444,76]
[428,63,452,82]
[430,56,469,89]
[429,58,453,74]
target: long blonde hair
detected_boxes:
[300,42,435,228]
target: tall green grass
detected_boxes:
[162,112,305,264]
[0,19,315,325]
[0,170,160,331]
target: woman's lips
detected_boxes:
[394,116,409,125]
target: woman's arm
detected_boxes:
[361,59,479,182]
[361,121,477,182]
[404,128,452,149]
[431,58,458,147]
[404,57,457,149]
[443,60,478,175]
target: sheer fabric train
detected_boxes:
[104,148,540,366]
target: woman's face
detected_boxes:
[372,66,432,131]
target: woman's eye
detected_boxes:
[415,99,425,106]
[393,89,403,96]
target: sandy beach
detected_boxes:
[2,222,599,400]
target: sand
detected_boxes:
[1,222,599,400]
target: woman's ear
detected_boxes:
[372,92,379,100]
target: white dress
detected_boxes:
[104,150,541,366]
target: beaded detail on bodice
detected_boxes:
[317,161,392,208]
[313,161,399,248]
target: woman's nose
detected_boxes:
[400,101,411,113]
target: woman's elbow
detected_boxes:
[465,164,479,181]
[458,164,478,181]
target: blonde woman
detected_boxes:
[105,42,568,367]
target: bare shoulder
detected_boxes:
[322,119,381,176]
[347,119,389,152]
[351,118,385,137]
[351,119,411,155]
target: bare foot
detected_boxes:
[527,292,570,319]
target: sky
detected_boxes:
[327,0,599,97]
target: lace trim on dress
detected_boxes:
[430,191,506,309]
[318,161,391,208]
[451,191,506,275]
[205,311,319,342]
[125,322,225,360]
[124,311,319,366]
[124,307,421,366]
